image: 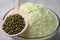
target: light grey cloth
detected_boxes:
[0,0,60,40]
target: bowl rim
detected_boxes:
[3,8,60,39]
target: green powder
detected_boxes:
[20,2,59,38]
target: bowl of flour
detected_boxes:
[4,2,59,40]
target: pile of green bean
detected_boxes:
[3,14,25,35]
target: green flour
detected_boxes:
[20,2,59,38]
